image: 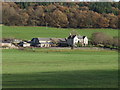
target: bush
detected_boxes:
[112,37,120,48]
[91,32,113,46]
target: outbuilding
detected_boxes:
[30,38,53,47]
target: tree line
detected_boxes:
[2,2,120,28]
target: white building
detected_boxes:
[67,34,88,47]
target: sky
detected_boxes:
[2,0,120,2]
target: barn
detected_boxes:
[30,38,53,47]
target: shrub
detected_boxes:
[112,37,120,48]
[91,32,113,46]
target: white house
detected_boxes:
[67,34,88,47]
[67,35,79,46]
[78,36,88,46]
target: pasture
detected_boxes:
[2,26,118,40]
[2,26,118,88]
[2,49,118,88]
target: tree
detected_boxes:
[2,2,21,26]
[2,2,119,28]
[27,6,46,26]
[45,9,68,28]
[118,11,120,29]
[67,12,78,28]
[89,2,113,14]
[96,16,109,28]
[91,32,113,46]
[103,13,118,28]
[112,37,119,47]
[44,4,56,12]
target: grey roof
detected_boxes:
[59,38,66,42]
[51,38,66,42]
[38,38,51,41]
[77,36,86,39]
[68,35,77,39]
[77,36,83,39]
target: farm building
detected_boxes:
[77,36,88,46]
[1,38,21,49]
[30,34,88,47]
[18,41,31,47]
[67,35,78,46]
[67,34,88,46]
[57,38,68,47]
[30,38,53,47]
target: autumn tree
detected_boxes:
[2,2,119,28]
[103,13,118,28]
[96,16,109,28]
[45,9,68,27]
[67,12,78,28]
[2,2,21,25]
[27,6,45,26]
[44,4,56,12]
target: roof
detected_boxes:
[59,38,66,42]
[68,35,77,39]
[50,38,66,42]
[77,36,83,39]
[77,36,86,39]
[38,38,51,41]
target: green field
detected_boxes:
[2,26,118,88]
[2,49,118,88]
[2,26,118,40]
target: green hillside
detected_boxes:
[2,26,118,40]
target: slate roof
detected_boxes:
[77,36,86,39]
[38,38,51,41]
[77,36,83,39]
[50,38,66,42]
[68,35,77,39]
[59,38,66,42]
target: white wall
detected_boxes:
[83,37,88,45]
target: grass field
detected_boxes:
[2,49,118,88]
[2,26,118,88]
[2,26,118,40]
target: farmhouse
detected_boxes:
[30,34,88,48]
[31,38,53,47]
[67,34,88,46]
[78,35,88,46]
[67,35,78,46]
